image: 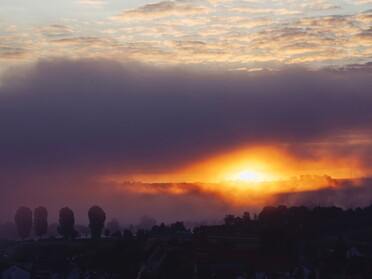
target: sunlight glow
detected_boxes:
[234,170,262,182]
[101,144,367,207]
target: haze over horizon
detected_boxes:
[1,0,372,224]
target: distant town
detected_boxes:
[1,201,372,279]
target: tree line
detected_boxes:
[14,205,106,240]
[14,203,372,240]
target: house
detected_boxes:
[1,264,30,279]
[50,264,83,279]
[66,267,82,279]
[346,246,364,259]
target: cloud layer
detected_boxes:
[1,0,371,70]
[1,58,372,223]
[1,59,372,171]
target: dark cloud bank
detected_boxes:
[1,58,372,223]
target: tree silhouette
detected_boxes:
[170,221,187,233]
[14,206,32,240]
[334,236,347,262]
[88,205,106,238]
[123,229,134,241]
[104,228,111,237]
[224,214,236,225]
[242,211,251,223]
[57,207,75,240]
[34,206,48,239]
[111,230,122,238]
[106,218,120,232]
[76,224,90,238]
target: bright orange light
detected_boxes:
[102,144,365,184]
[234,170,262,182]
[189,146,285,183]
[100,142,368,207]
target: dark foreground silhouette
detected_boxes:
[1,204,372,278]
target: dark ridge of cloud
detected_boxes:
[1,58,372,176]
[50,36,108,45]
[0,172,233,224]
[272,178,372,209]
[309,4,341,11]
[36,24,74,38]
[112,1,211,21]
[333,61,372,73]
[0,46,30,59]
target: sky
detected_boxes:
[0,0,372,225]
[1,0,372,73]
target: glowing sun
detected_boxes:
[235,170,262,182]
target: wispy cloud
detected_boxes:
[0,46,30,60]
[229,6,302,15]
[50,36,109,45]
[1,0,371,70]
[300,0,341,11]
[76,0,107,5]
[35,24,74,37]
[228,67,264,72]
[349,0,372,5]
[111,1,212,21]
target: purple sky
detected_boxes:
[1,0,372,231]
[1,59,372,224]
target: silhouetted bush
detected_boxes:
[14,206,32,240]
[88,205,106,238]
[57,207,75,240]
[34,206,48,239]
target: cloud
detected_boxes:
[273,179,372,209]
[0,45,31,60]
[100,29,118,34]
[353,30,372,46]
[349,0,372,5]
[300,0,342,11]
[122,25,188,38]
[297,15,350,26]
[157,17,210,26]
[1,58,372,222]
[1,4,371,69]
[36,13,367,66]
[111,1,212,22]
[309,4,341,10]
[175,0,211,2]
[228,67,265,72]
[50,36,108,45]
[5,25,18,33]
[197,29,229,36]
[0,172,235,225]
[35,24,73,37]
[353,13,372,24]
[1,58,372,174]
[287,52,347,63]
[76,0,107,5]
[229,6,302,15]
